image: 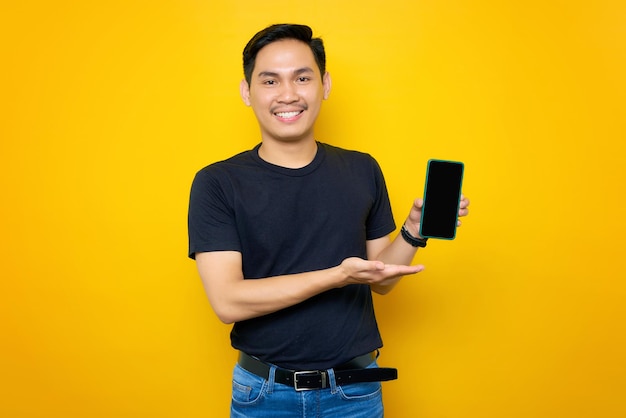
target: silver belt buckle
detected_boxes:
[293,370,326,391]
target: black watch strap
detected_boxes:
[400,225,428,247]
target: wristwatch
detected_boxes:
[400,225,428,248]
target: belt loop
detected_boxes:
[327,368,338,394]
[267,365,276,394]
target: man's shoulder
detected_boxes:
[318,143,380,173]
[194,147,258,178]
[319,142,376,162]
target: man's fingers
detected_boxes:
[382,263,425,275]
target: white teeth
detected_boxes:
[275,111,300,118]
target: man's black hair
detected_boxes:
[243,24,326,84]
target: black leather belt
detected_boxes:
[238,351,398,391]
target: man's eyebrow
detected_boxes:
[257,71,279,78]
[294,67,315,75]
[256,67,315,78]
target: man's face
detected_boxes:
[240,39,331,145]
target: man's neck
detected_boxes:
[257,138,318,169]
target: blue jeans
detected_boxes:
[230,360,384,417]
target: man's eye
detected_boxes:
[263,80,277,85]
[297,77,310,83]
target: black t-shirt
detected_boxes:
[188,142,396,370]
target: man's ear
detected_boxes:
[240,79,251,106]
[322,72,332,100]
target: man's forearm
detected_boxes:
[200,261,345,324]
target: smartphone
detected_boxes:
[419,159,465,240]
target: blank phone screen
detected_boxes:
[419,160,464,239]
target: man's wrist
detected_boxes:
[400,224,428,248]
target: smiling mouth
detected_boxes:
[274,110,303,118]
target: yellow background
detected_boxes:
[2,1,625,417]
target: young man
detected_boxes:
[188,24,469,417]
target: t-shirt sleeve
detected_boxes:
[365,157,396,240]
[187,167,241,259]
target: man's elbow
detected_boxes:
[210,298,257,324]
[371,285,392,295]
[211,303,239,324]
[217,315,237,325]
[370,280,400,295]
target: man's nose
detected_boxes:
[277,82,298,102]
